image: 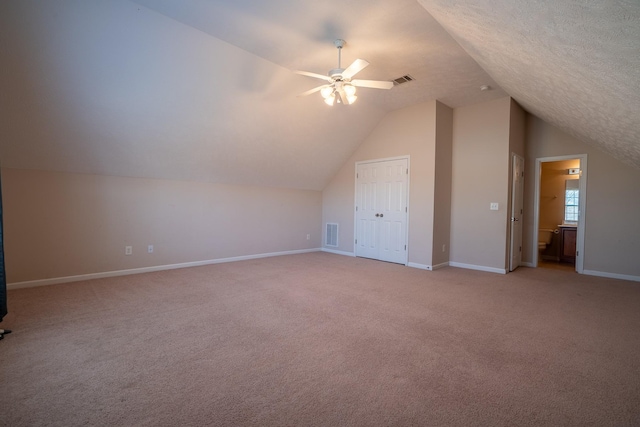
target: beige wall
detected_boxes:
[322,100,450,267]
[450,97,511,271]
[6,100,637,283]
[432,101,453,266]
[324,96,518,272]
[508,99,527,158]
[524,116,640,277]
[2,168,322,283]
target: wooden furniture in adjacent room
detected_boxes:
[559,226,577,264]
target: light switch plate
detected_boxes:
[490,202,499,210]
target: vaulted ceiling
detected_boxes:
[419,0,640,170]
[1,0,638,190]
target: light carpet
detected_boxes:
[1,252,639,426]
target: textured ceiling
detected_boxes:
[418,0,640,169]
[1,0,638,191]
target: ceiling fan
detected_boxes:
[296,39,394,106]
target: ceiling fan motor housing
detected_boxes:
[329,68,345,79]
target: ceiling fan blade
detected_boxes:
[342,59,369,79]
[336,85,348,105]
[351,79,394,90]
[295,70,332,82]
[298,84,329,97]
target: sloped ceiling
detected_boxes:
[130,0,507,111]
[418,0,640,169]
[0,0,505,191]
[1,0,638,192]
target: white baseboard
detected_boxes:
[407,262,431,270]
[324,251,447,271]
[449,262,507,275]
[7,248,322,290]
[495,263,639,282]
[582,270,640,283]
[432,261,450,271]
[321,248,355,257]
[407,262,449,271]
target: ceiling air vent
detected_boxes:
[393,75,414,86]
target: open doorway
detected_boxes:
[533,155,587,273]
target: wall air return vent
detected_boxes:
[393,75,414,86]
[325,223,339,247]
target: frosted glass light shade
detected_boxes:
[320,86,333,99]
[344,84,356,97]
[324,93,335,105]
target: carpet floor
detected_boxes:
[1,252,639,426]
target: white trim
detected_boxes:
[582,270,640,283]
[520,262,535,268]
[432,261,450,270]
[576,157,588,274]
[407,262,431,270]
[532,154,587,273]
[355,155,412,165]
[7,248,321,290]
[408,261,450,271]
[449,262,507,275]
[321,248,355,257]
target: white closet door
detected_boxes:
[355,158,408,264]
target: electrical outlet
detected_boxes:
[490,202,499,211]
[125,246,132,255]
[306,234,310,240]
[442,244,446,252]
[148,245,154,253]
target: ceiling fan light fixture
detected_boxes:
[344,83,356,97]
[296,39,392,106]
[324,93,336,106]
[320,86,334,99]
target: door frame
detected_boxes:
[354,155,411,265]
[532,154,588,273]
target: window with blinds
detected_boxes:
[564,179,579,223]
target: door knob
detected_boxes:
[379,213,384,218]
[375,213,380,217]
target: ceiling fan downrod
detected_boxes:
[335,39,345,65]
[332,39,346,77]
